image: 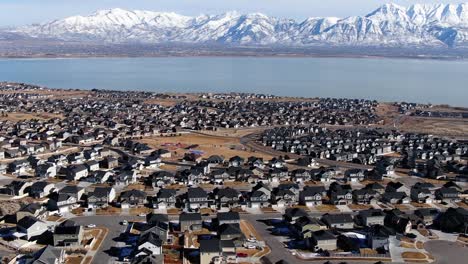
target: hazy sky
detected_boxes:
[0,0,465,26]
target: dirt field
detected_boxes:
[375,103,400,125]
[398,116,468,137]
[139,133,273,159]
[0,112,63,122]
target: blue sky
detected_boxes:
[0,0,463,26]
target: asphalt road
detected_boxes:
[424,240,468,264]
[71,215,144,264]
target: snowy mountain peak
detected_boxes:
[366,3,407,19]
[9,3,468,48]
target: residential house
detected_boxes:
[16,203,46,222]
[60,186,85,200]
[200,239,222,264]
[248,183,271,208]
[321,213,355,229]
[284,208,308,223]
[17,216,49,241]
[85,160,100,172]
[308,230,337,251]
[435,187,461,203]
[218,223,242,240]
[356,209,385,226]
[294,216,327,239]
[367,225,391,250]
[353,188,379,205]
[35,163,57,178]
[0,180,32,197]
[415,208,440,226]
[410,185,435,204]
[135,232,162,257]
[329,184,353,205]
[29,181,55,198]
[180,212,202,232]
[212,188,241,209]
[187,187,210,210]
[271,188,297,207]
[53,224,84,247]
[30,246,65,264]
[345,169,366,183]
[48,193,79,213]
[100,156,118,169]
[300,186,326,206]
[119,189,147,208]
[66,164,88,181]
[217,212,241,226]
[151,189,177,209]
[381,192,410,204]
[87,187,116,208]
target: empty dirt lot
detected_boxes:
[139,132,273,160]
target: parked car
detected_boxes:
[237,253,248,258]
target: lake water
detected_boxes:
[0,57,467,106]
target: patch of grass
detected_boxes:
[65,255,84,264]
[416,241,424,249]
[410,202,432,208]
[167,208,181,215]
[71,207,84,216]
[96,206,121,215]
[359,248,378,255]
[129,207,151,215]
[315,204,339,212]
[394,204,410,210]
[91,228,108,251]
[401,251,427,260]
[400,241,416,249]
[261,207,277,213]
[199,208,215,215]
[348,204,373,210]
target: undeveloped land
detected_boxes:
[139,132,273,159]
[0,112,63,122]
[399,116,468,137]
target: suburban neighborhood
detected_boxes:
[0,82,466,264]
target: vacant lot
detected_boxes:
[0,112,63,122]
[399,116,468,137]
[139,133,272,159]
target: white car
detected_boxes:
[247,236,257,242]
[245,244,256,249]
[121,220,129,226]
[86,224,96,228]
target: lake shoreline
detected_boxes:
[0,53,465,61]
[1,56,467,107]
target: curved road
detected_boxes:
[424,240,468,264]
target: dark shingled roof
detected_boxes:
[199,239,221,253]
[217,212,240,222]
[179,212,202,222]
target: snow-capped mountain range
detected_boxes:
[8,3,468,47]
